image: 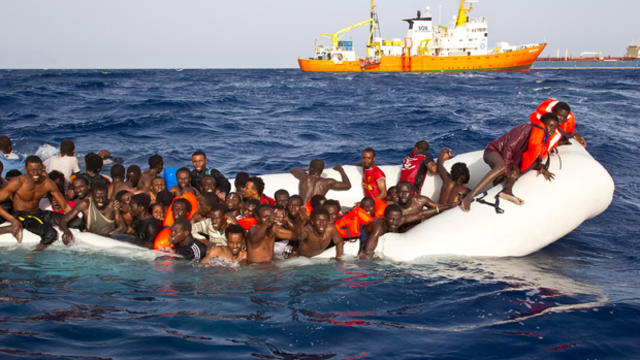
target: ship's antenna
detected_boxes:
[370,0,382,42]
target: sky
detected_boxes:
[1,0,639,69]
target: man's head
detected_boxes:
[150,202,165,221]
[172,198,192,220]
[208,203,227,230]
[176,167,191,189]
[540,113,560,136]
[323,199,341,224]
[25,155,45,184]
[156,190,173,208]
[242,198,260,218]
[309,159,325,175]
[91,182,110,210]
[234,172,249,191]
[413,140,429,154]
[360,196,375,217]
[310,207,330,235]
[272,205,286,225]
[451,163,470,184]
[72,175,90,199]
[225,224,245,256]
[0,136,12,154]
[243,176,265,199]
[361,148,376,169]
[198,192,219,215]
[110,164,125,181]
[383,204,403,232]
[84,153,103,174]
[287,195,303,218]
[151,177,166,194]
[130,193,151,218]
[225,192,242,212]
[200,175,217,193]
[148,154,163,171]
[126,165,141,187]
[274,189,290,208]
[5,170,21,182]
[191,150,207,172]
[47,170,65,189]
[60,139,75,156]
[386,186,399,204]
[116,190,132,213]
[310,194,326,209]
[396,181,414,207]
[552,102,571,125]
[170,218,191,245]
[256,204,273,224]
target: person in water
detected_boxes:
[290,159,351,204]
[246,204,296,263]
[399,140,437,194]
[436,149,470,204]
[200,224,247,264]
[127,193,162,249]
[192,202,229,246]
[0,156,72,249]
[170,167,200,197]
[43,139,80,183]
[297,207,344,259]
[322,199,341,224]
[60,182,125,243]
[461,113,560,211]
[170,217,208,262]
[150,202,165,222]
[138,154,163,192]
[395,181,439,216]
[360,147,387,200]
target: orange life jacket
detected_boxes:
[529,98,576,149]
[238,217,258,231]
[153,192,199,250]
[373,196,387,218]
[520,123,551,173]
[335,207,373,239]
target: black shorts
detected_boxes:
[12,210,59,245]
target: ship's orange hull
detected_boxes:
[299,44,546,72]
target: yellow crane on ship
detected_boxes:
[320,18,376,49]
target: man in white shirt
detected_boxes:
[43,139,80,183]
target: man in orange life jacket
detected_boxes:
[530,99,586,147]
[360,148,387,200]
[461,113,560,211]
[399,140,437,194]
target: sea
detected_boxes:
[0,69,639,359]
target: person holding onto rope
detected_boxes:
[461,113,560,211]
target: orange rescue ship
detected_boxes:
[298,0,546,73]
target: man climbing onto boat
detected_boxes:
[360,147,387,200]
[436,149,471,204]
[461,113,560,211]
[530,99,586,147]
[246,204,296,263]
[297,207,344,259]
[395,180,457,231]
[399,140,437,194]
[200,224,247,265]
[0,156,72,249]
[291,159,352,204]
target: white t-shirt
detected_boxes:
[43,155,80,182]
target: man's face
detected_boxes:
[325,205,339,224]
[177,171,191,189]
[92,189,109,210]
[169,224,188,245]
[226,193,241,211]
[257,207,272,224]
[554,109,569,125]
[72,179,90,199]
[25,162,44,184]
[201,177,216,193]
[361,150,375,169]
[311,213,330,235]
[151,205,165,221]
[396,184,412,207]
[151,178,166,194]
[275,193,289,208]
[173,202,188,219]
[544,119,560,137]
[361,199,375,217]
[129,200,145,218]
[287,198,302,217]
[227,233,244,256]
[119,192,132,213]
[387,188,399,203]
[243,203,258,218]
[243,181,259,199]
[272,208,285,225]
[192,154,207,172]
[385,210,403,232]
[210,210,225,230]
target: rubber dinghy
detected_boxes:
[258,142,614,261]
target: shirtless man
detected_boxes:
[0,156,72,249]
[395,181,438,216]
[170,167,200,197]
[138,154,163,192]
[386,186,399,204]
[291,159,351,204]
[360,148,387,200]
[200,224,247,264]
[149,177,166,203]
[322,199,341,224]
[60,183,126,243]
[283,195,306,231]
[125,165,142,189]
[225,192,243,219]
[246,205,296,263]
[274,189,290,208]
[436,149,471,204]
[108,164,126,199]
[297,207,344,258]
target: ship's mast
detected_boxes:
[370,0,381,43]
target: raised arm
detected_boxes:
[290,167,306,180]
[330,165,352,191]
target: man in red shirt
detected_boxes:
[361,147,387,200]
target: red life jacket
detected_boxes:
[400,152,426,186]
[238,217,258,230]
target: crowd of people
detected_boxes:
[0,98,585,265]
